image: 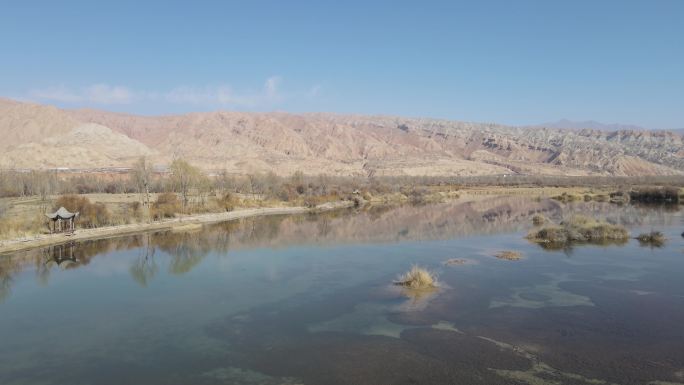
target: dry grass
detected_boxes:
[527,215,630,246]
[636,231,666,247]
[494,250,522,261]
[532,214,546,225]
[551,192,583,203]
[0,212,47,240]
[394,265,437,289]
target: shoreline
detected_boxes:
[0,201,355,255]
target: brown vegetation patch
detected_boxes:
[494,251,522,261]
[527,215,630,247]
[636,231,666,247]
[151,192,180,220]
[55,195,111,228]
[532,214,546,225]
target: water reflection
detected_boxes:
[129,234,157,287]
[0,197,680,303]
[1,196,683,385]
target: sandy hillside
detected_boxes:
[0,98,682,176]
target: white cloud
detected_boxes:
[26,76,320,109]
[164,85,257,106]
[264,76,282,100]
[84,84,133,104]
[164,76,284,107]
[29,83,134,104]
[30,85,82,103]
[307,84,322,97]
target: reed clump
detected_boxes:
[394,265,437,289]
[636,231,666,247]
[527,215,629,246]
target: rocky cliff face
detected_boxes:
[0,98,681,176]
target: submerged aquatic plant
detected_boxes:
[527,215,629,246]
[394,265,437,289]
[636,231,666,247]
[443,258,467,266]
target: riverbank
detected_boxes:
[0,201,355,255]
[2,184,678,255]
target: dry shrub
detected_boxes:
[129,201,141,213]
[54,195,110,228]
[218,192,236,212]
[406,187,429,204]
[303,195,324,208]
[532,214,546,225]
[394,265,437,289]
[151,193,180,220]
[120,201,143,223]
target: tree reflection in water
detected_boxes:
[0,197,679,303]
[129,234,157,287]
[156,230,213,275]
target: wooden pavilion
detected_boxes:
[46,207,79,234]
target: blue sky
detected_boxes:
[1,0,682,128]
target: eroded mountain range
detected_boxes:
[1,98,682,176]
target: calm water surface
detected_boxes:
[1,197,683,385]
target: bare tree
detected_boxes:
[132,157,153,207]
[170,158,202,213]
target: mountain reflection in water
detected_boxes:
[1,197,683,385]
[0,197,679,301]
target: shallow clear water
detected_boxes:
[1,197,684,385]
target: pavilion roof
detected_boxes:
[46,207,79,220]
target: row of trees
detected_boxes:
[4,160,684,202]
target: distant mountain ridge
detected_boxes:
[536,119,648,132]
[0,98,682,177]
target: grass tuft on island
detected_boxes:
[394,265,437,289]
[527,215,629,247]
[494,251,523,261]
[636,231,666,247]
